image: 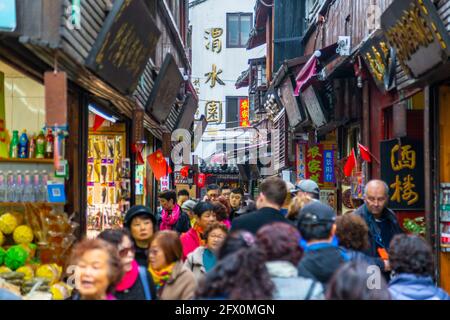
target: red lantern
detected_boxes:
[180,165,190,178]
[196,173,206,188]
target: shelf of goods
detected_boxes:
[0,158,54,164]
[0,202,76,300]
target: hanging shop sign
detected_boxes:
[381,0,450,79]
[175,172,193,185]
[45,71,68,128]
[302,143,336,188]
[85,0,161,95]
[300,86,329,128]
[146,53,184,124]
[295,142,307,182]
[239,98,250,127]
[177,93,198,130]
[0,0,17,32]
[280,78,307,128]
[380,137,424,210]
[360,30,396,92]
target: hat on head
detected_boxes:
[181,199,197,211]
[297,201,336,227]
[123,205,156,228]
[291,179,320,195]
[285,181,296,194]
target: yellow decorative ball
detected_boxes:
[0,266,12,274]
[36,264,61,285]
[0,231,4,246]
[16,265,34,281]
[0,213,18,235]
[13,225,34,244]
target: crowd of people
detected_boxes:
[1,178,448,300]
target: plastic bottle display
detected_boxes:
[41,170,49,202]
[33,170,41,202]
[35,131,46,159]
[45,129,54,159]
[15,171,23,203]
[9,130,19,158]
[6,171,14,202]
[29,134,36,159]
[0,171,6,202]
[22,170,34,202]
[18,130,29,159]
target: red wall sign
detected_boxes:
[239,98,249,127]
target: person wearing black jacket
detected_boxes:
[98,229,157,300]
[231,177,292,234]
[297,202,348,287]
[123,205,157,267]
[354,180,403,268]
[156,190,190,234]
[229,188,245,221]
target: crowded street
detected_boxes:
[0,0,449,305]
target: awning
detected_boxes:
[235,69,250,89]
[246,0,273,49]
[293,42,340,95]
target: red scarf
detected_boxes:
[193,224,206,246]
[116,260,139,292]
[160,204,181,230]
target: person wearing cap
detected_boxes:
[292,179,320,200]
[123,205,157,267]
[181,199,198,227]
[231,177,292,234]
[297,202,348,287]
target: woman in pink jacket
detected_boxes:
[180,202,217,260]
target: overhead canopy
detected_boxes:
[246,0,273,49]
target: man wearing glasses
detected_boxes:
[355,180,403,277]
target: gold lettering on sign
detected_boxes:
[391,144,416,171]
[384,1,447,77]
[204,28,223,53]
[205,64,225,88]
[205,101,223,123]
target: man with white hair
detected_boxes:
[355,180,403,269]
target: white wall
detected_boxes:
[189,0,265,161]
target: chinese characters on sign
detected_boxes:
[204,28,223,53]
[193,77,201,95]
[205,64,225,88]
[205,101,223,123]
[239,98,250,127]
[301,143,336,188]
[381,138,424,210]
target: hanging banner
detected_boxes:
[295,142,307,182]
[45,71,68,128]
[380,137,424,210]
[304,143,336,188]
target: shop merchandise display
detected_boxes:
[8,129,54,160]
[0,203,77,299]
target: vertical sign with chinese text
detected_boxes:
[296,143,307,181]
[380,138,424,210]
[239,98,249,127]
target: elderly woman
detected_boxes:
[148,231,197,300]
[98,229,156,300]
[69,238,123,300]
[184,222,228,283]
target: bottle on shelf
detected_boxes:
[18,130,29,159]
[33,170,41,202]
[0,171,6,202]
[29,134,36,159]
[35,131,46,159]
[6,171,14,202]
[9,130,19,159]
[40,170,49,202]
[22,170,34,202]
[15,170,23,203]
[45,129,54,159]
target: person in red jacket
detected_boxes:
[180,201,217,260]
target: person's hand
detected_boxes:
[202,195,209,201]
[383,260,391,272]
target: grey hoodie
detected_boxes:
[184,246,207,284]
[266,261,324,300]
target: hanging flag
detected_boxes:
[92,114,106,132]
[358,143,372,163]
[147,149,172,181]
[294,55,318,96]
[131,143,145,165]
[344,148,356,177]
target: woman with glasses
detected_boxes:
[98,229,156,300]
[148,231,196,300]
[185,222,228,283]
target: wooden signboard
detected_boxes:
[85,0,161,95]
[45,71,67,127]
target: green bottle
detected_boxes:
[9,130,19,158]
[36,131,46,159]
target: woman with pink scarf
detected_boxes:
[157,190,191,234]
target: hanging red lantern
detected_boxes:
[180,165,190,178]
[196,173,206,188]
